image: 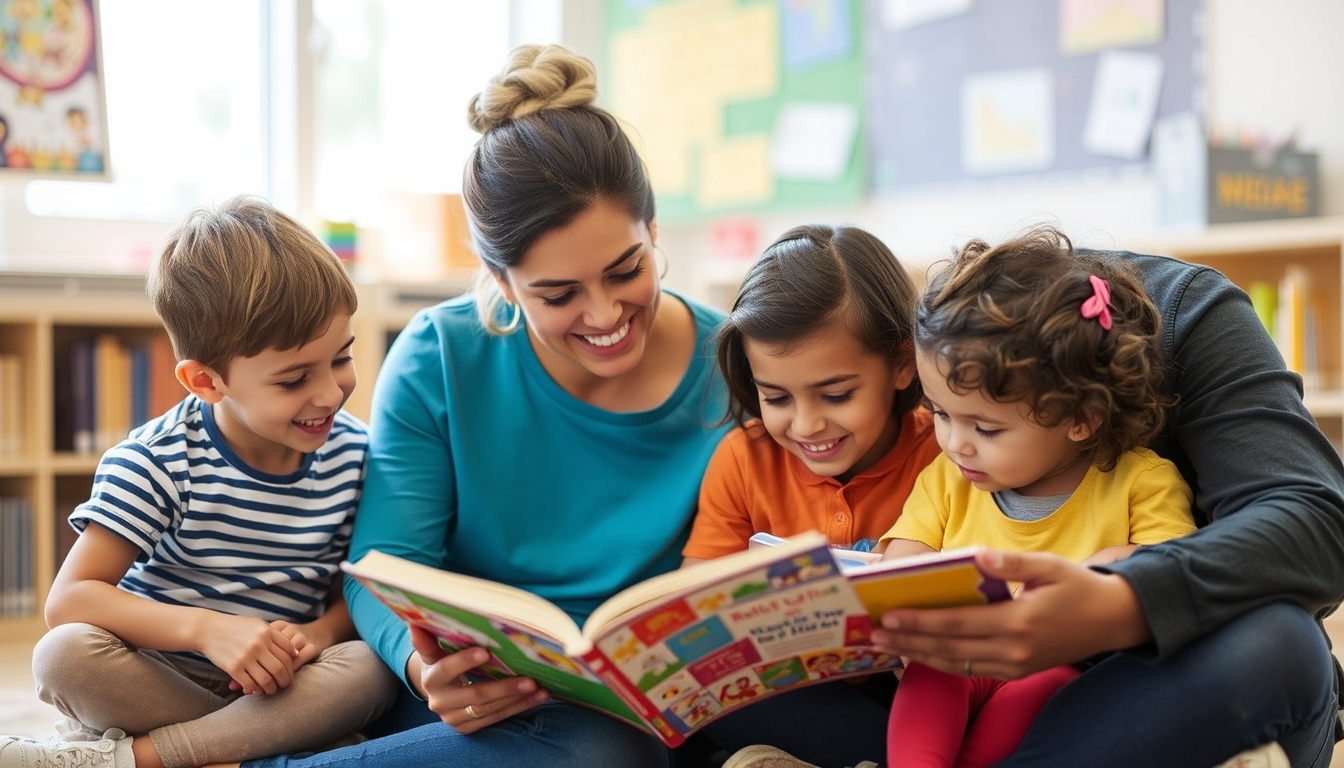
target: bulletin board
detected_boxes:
[605,0,865,224]
[0,0,110,178]
[866,0,1204,191]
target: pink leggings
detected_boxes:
[887,662,1080,768]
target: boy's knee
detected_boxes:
[32,623,121,698]
[318,641,399,688]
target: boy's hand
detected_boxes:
[198,613,299,695]
[271,620,324,667]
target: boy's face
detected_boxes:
[916,349,1090,497]
[745,322,913,484]
[209,314,356,474]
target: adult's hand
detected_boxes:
[408,625,549,734]
[870,550,1154,679]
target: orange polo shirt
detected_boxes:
[684,408,941,560]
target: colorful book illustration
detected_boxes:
[342,531,1009,747]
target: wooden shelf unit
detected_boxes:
[1132,216,1344,448]
[0,271,468,643]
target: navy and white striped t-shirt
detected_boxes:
[70,396,367,623]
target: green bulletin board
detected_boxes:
[604,0,865,224]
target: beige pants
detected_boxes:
[33,622,401,768]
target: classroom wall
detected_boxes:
[566,0,1344,283]
[0,1,1339,281]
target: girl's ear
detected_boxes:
[1067,413,1102,442]
[891,340,917,391]
[176,360,226,404]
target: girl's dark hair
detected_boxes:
[918,225,1170,470]
[463,44,655,334]
[717,224,922,427]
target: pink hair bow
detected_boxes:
[1080,275,1112,330]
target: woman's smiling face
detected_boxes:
[498,198,661,384]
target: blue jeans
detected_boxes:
[998,602,1338,768]
[242,699,670,768]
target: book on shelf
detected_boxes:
[55,331,180,455]
[0,354,22,455]
[0,497,34,617]
[343,531,1009,747]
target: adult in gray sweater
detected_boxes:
[871,248,1344,768]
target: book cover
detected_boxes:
[343,532,1008,747]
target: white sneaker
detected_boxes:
[1213,741,1290,768]
[0,728,134,768]
[721,744,879,768]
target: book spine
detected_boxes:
[579,646,684,748]
[71,337,95,455]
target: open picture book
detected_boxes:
[342,531,1011,748]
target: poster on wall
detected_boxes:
[0,0,109,178]
[867,0,1203,191]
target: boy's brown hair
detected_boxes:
[917,225,1169,471]
[147,195,357,378]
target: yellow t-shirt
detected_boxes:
[880,448,1195,561]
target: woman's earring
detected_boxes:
[501,300,521,333]
[654,245,669,279]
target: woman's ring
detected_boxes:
[465,704,483,719]
[963,659,972,676]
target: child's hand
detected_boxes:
[271,620,324,667]
[1080,544,1138,567]
[224,620,326,692]
[198,613,299,695]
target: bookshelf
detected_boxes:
[1129,216,1344,450]
[0,271,469,642]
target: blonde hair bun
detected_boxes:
[467,44,598,134]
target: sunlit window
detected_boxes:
[310,0,516,221]
[25,0,267,221]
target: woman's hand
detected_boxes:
[870,549,1153,679]
[408,625,549,733]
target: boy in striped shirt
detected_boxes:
[1,197,399,768]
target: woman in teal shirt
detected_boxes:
[241,43,731,768]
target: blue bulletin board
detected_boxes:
[604,0,866,224]
[866,0,1204,191]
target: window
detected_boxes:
[24,0,270,221]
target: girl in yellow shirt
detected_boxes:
[880,225,1196,768]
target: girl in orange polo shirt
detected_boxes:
[683,224,940,565]
[682,224,941,768]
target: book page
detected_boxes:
[344,554,644,727]
[586,536,899,738]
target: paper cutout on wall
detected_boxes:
[697,134,773,208]
[880,0,973,31]
[770,102,858,181]
[1059,0,1165,55]
[782,0,852,72]
[961,68,1055,174]
[1082,50,1164,159]
[610,0,778,198]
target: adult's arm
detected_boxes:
[344,312,456,686]
[1102,263,1344,659]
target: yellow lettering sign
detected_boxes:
[1215,172,1310,214]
